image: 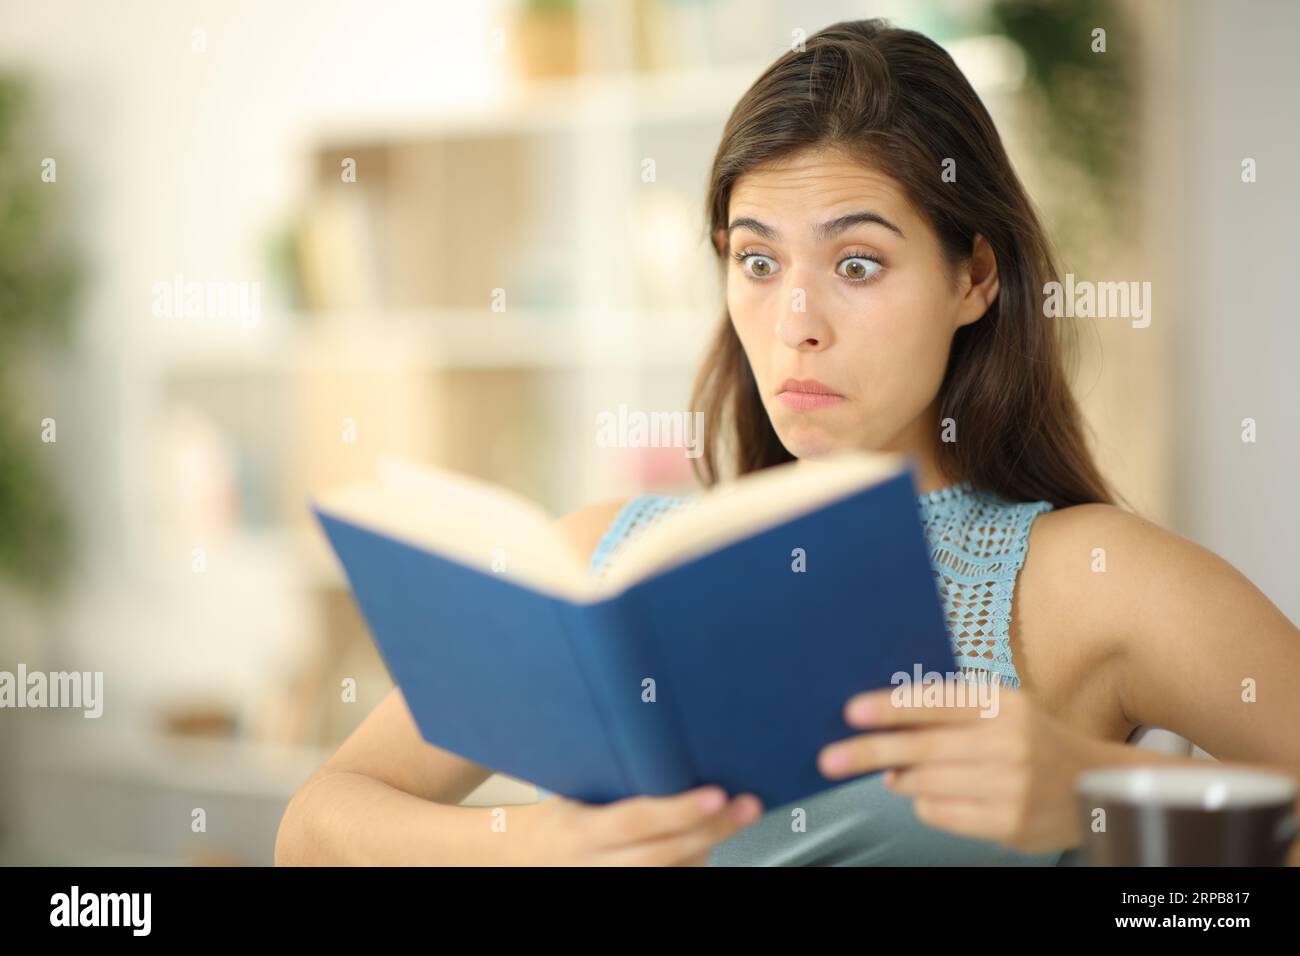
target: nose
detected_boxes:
[776,278,832,351]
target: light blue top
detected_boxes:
[540,480,1063,866]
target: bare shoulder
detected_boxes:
[1027,501,1170,578]
[554,498,631,563]
[1028,501,1235,593]
[1018,499,1273,662]
[1022,503,1300,761]
[1024,504,1190,616]
[1011,501,1234,735]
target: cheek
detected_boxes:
[726,281,770,362]
[869,281,953,376]
[726,271,760,321]
[840,284,954,428]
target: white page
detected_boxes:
[599,452,907,591]
[315,451,907,602]
[315,460,589,598]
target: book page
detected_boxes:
[314,459,590,598]
[598,451,908,593]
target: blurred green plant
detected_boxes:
[0,75,79,595]
[990,0,1138,258]
[523,0,577,11]
[996,2,1136,200]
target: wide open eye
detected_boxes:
[733,252,779,279]
[837,255,883,283]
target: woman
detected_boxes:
[276,19,1300,866]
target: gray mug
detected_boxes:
[1076,765,1299,866]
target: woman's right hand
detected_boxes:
[507,786,763,865]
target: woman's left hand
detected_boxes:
[817,681,1097,854]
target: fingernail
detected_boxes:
[847,699,876,725]
[732,797,758,823]
[822,748,849,773]
[698,788,726,812]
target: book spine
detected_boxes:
[560,593,697,799]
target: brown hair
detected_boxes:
[690,18,1115,509]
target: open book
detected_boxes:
[313,452,955,809]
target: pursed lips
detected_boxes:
[776,377,845,410]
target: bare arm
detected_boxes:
[277,497,705,866]
[1043,504,1300,769]
[1053,504,1300,862]
[274,686,504,865]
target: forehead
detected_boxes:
[728,147,912,224]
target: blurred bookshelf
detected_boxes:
[51,4,778,851]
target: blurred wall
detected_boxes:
[1168,0,1300,624]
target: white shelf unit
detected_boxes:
[112,41,761,800]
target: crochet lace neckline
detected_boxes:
[917,479,976,506]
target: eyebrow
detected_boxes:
[726,211,906,242]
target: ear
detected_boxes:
[956,233,1000,328]
[712,228,729,257]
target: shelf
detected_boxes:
[153,307,711,375]
[17,719,336,801]
[303,64,767,146]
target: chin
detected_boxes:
[773,422,853,460]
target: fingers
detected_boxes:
[843,681,1015,730]
[885,763,1015,802]
[909,795,1012,842]
[588,786,760,848]
[819,725,988,778]
[602,795,763,866]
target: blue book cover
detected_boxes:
[313,453,954,810]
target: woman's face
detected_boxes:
[722,146,997,463]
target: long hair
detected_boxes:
[690,18,1115,509]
